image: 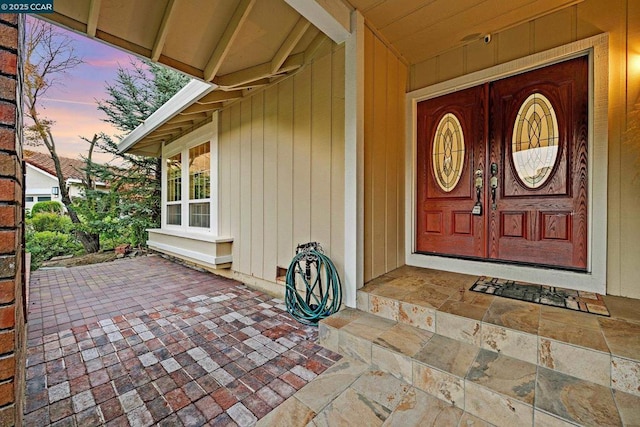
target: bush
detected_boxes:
[26,230,82,270]
[31,200,64,215]
[28,212,73,233]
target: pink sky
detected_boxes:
[26,16,146,164]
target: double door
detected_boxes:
[416,56,588,269]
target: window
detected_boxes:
[189,142,210,228]
[38,196,51,202]
[166,154,182,225]
[25,196,34,202]
[164,141,213,230]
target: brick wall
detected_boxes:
[0,13,25,427]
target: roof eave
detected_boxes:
[118,80,215,154]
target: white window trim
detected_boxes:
[161,114,219,235]
[405,34,608,294]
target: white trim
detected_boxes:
[284,0,351,43]
[405,34,608,294]
[25,162,57,181]
[161,117,219,235]
[343,11,365,308]
[148,241,232,266]
[119,80,214,154]
[147,228,232,243]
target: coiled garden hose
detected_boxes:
[285,247,342,325]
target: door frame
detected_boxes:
[405,33,608,294]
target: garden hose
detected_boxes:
[285,242,342,325]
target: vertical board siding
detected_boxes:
[385,50,399,271]
[251,92,265,278]
[219,111,231,235]
[276,78,294,270]
[292,66,312,253]
[239,100,253,274]
[331,45,346,280]
[363,26,408,282]
[229,106,242,269]
[218,46,345,285]
[363,28,375,283]
[407,0,640,298]
[397,63,407,268]
[372,37,388,280]
[310,53,333,250]
[262,86,279,280]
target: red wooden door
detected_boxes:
[416,86,487,258]
[489,57,588,269]
[415,56,589,270]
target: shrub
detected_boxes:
[28,212,73,233]
[26,230,82,270]
[31,200,64,215]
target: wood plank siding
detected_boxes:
[218,44,346,285]
[363,26,408,283]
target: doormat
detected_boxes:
[470,277,610,316]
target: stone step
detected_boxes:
[319,308,638,426]
[356,277,640,399]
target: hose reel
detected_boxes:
[285,242,342,325]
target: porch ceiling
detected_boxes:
[44,0,333,155]
[344,0,583,64]
[44,0,585,155]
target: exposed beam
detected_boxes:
[171,113,207,123]
[304,32,329,63]
[151,0,179,61]
[86,0,101,37]
[131,145,162,157]
[179,103,221,115]
[148,131,178,140]
[204,0,256,81]
[271,17,310,74]
[198,90,243,104]
[157,121,192,131]
[214,53,304,88]
[285,0,351,43]
[135,138,165,148]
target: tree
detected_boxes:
[82,61,189,246]
[23,18,100,253]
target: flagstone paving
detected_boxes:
[24,256,341,426]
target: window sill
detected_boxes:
[147,228,233,269]
[148,228,233,243]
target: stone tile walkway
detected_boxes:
[24,256,340,426]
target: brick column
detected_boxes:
[0,13,25,426]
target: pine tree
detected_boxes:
[81,61,190,247]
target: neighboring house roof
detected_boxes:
[24,150,88,182]
[24,150,108,186]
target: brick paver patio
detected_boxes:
[24,255,340,426]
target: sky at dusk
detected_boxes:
[26,16,146,164]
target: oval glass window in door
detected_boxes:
[512,93,560,188]
[432,113,465,192]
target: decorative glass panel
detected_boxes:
[189,202,210,228]
[189,142,210,200]
[432,113,465,192]
[166,204,181,225]
[512,93,559,188]
[166,153,181,202]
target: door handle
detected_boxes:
[473,169,483,215]
[490,162,498,210]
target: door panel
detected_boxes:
[415,56,589,270]
[416,86,486,257]
[489,56,588,269]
